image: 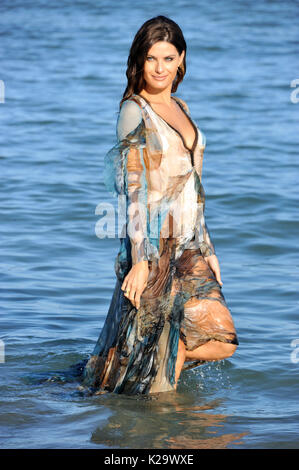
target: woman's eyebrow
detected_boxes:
[147,54,177,58]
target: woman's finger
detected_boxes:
[128,285,137,307]
[214,266,223,286]
[134,281,148,310]
[121,275,129,292]
[207,258,223,287]
[122,278,133,300]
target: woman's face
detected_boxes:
[142,41,185,92]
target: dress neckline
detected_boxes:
[136,94,198,154]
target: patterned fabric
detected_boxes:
[81,94,238,395]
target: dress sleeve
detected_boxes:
[198,135,216,258]
[104,99,160,266]
[200,211,216,257]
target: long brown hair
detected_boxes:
[119,15,187,109]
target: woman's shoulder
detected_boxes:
[117,96,144,122]
[117,96,143,141]
[119,96,143,112]
[120,94,144,111]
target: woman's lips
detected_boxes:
[152,75,168,81]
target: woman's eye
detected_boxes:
[146,57,174,61]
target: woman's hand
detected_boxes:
[204,254,223,287]
[121,260,149,310]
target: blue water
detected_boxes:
[0,0,298,449]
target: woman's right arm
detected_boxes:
[116,99,155,308]
[117,99,155,266]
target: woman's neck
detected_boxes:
[138,89,172,106]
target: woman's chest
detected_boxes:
[146,111,192,168]
[144,111,205,181]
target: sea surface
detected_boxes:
[0,0,298,449]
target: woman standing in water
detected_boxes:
[81,15,238,395]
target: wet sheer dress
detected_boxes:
[81,94,238,395]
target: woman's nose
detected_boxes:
[155,61,165,73]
